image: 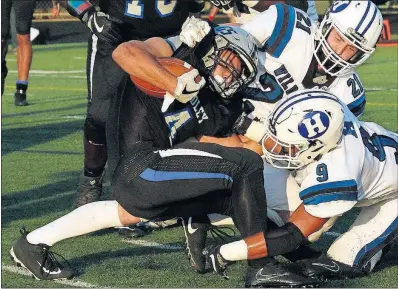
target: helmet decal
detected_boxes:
[330,1,351,13]
[298,111,330,139]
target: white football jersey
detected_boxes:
[241,4,366,121]
[294,106,398,219]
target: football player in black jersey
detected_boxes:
[55,0,205,207]
[9,24,267,281]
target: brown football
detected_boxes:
[130,57,194,98]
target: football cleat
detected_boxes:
[181,216,209,273]
[297,254,365,281]
[117,224,153,238]
[75,173,104,208]
[117,218,180,238]
[203,245,233,279]
[245,260,319,288]
[14,91,28,106]
[10,227,75,280]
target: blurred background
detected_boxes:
[7,0,398,45]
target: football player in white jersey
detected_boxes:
[203,89,398,285]
[179,0,385,245]
[182,1,383,120]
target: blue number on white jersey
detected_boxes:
[125,0,177,19]
[360,126,398,164]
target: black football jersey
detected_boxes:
[101,0,204,39]
[163,35,243,146]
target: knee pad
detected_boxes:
[84,118,106,145]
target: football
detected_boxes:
[130,57,194,98]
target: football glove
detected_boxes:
[162,69,206,112]
[209,0,235,13]
[180,16,211,48]
[85,12,124,45]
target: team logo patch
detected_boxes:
[330,0,351,13]
[298,111,330,139]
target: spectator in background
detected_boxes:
[208,1,318,24]
[1,0,37,106]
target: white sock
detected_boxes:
[220,240,248,261]
[27,201,122,246]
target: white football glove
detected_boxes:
[162,69,206,112]
[179,16,211,48]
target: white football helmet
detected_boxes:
[204,25,258,98]
[314,0,383,76]
[262,89,345,169]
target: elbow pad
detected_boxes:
[266,222,306,257]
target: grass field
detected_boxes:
[1,43,398,288]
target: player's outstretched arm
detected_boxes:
[199,134,263,155]
[112,38,177,95]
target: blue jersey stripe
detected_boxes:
[140,168,233,182]
[360,6,378,36]
[348,93,366,116]
[354,217,398,265]
[300,180,358,200]
[272,5,296,58]
[264,4,285,50]
[355,0,371,33]
[303,191,358,205]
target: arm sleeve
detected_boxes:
[65,0,95,19]
[265,222,306,257]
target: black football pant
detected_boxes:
[83,32,127,177]
[111,141,268,238]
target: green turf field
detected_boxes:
[1,43,398,288]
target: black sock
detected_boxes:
[248,257,275,268]
[16,80,28,94]
[83,167,104,178]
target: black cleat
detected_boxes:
[117,224,154,238]
[75,174,103,208]
[10,227,75,280]
[297,254,365,281]
[181,217,209,273]
[14,91,28,106]
[245,260,319,288]
[118,218,179,238]
[203,245,233,279]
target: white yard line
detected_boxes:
[9,70,85,74]
[365,87,398,92]
[2,265,101,288]
[62,115,86,119]
[122,239,183,250]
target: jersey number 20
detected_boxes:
[126,0,177,18]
